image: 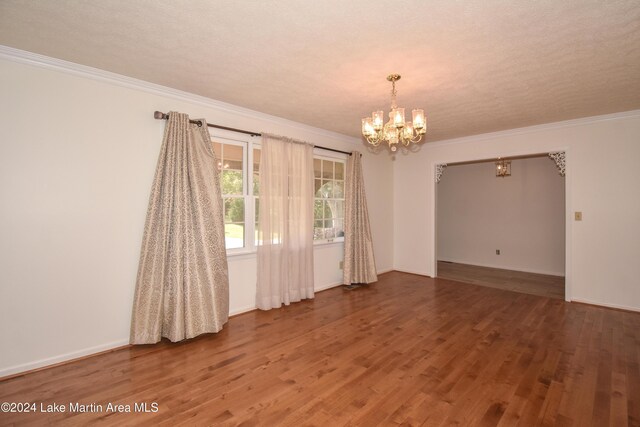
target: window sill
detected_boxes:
[226,249,257,259]
[226,240,344,258]
[313,239,345,247]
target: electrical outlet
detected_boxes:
[496,249,500,255]
[339,261,344,270]
[575,211,582,221]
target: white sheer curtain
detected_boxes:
[256,135,314,310]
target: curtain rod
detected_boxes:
[153,111,354,156]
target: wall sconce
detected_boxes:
[496,158,511,177]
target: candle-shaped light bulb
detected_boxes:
[372,111,384,130]
[412,109,425,130]
[362,118,374,136]
[392,108,405,128]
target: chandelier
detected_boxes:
[361,74,426,152]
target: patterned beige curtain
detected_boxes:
[130,112,229,344]
[343,152,377,285]
[256,135,314,310]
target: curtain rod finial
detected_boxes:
[154,111,167,120]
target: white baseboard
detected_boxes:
[392,268,432,277]
[315,281,343,292]
[571,298,640,313]
[0,339,130,379]
[437,259,565,277]
[229,305,257,317]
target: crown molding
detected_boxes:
[0,45,362,146]
[425,109,640,148]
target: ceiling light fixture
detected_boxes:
[361,74,426,152]
[495,158,511,177]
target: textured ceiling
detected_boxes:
[1,0,639,141]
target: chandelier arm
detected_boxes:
[366,135,381,146]
[410,134,423,144]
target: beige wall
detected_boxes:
[437,157,565,276]
[0,55,393,376]
[394,111,640,311]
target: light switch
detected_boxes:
[575,211,582,221]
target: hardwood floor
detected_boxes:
[1,271,639,426]
[437,261,565,300]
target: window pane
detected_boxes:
[334,218,344,237]
[255,197,260,223]
[224,198,245,223]
[253,173,260,196]
[313,228,323,240]
[323,201,333,218]
[326,200,343,219]
[254,196,259,245]
[225,144,243,164]
[322,160,333,179]
[333,200,344,218]
[335,162,344,180]
[222,170,243,195]
[333,180,344,198]
[225,223,244,249]
[252,149,260,196]
[314,158,322,178]
[314,200,324,221]
[314,179,322,197]
[319,180,332,198]
[253,148,261,172]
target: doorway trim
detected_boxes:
[429,147,572,302]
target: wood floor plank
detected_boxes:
[1,271,638,426]
[437,261,565,300]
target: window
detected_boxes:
[213,141,246,249]
[211,135,259,252]
[213,135,345,251]
[314,156,345,242]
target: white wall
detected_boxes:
[394,111,640,311]
[437,157,565,276]
[0,50,394,376]
[2,46,638,377]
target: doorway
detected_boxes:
[435,154,566,299]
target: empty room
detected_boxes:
[437,155,566,300]
[1,1,639,426]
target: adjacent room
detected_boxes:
[1,1,639,425]
[436,155,566,300]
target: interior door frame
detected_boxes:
[430,147,572,302]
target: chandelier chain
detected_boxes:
[391,80,397,109]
